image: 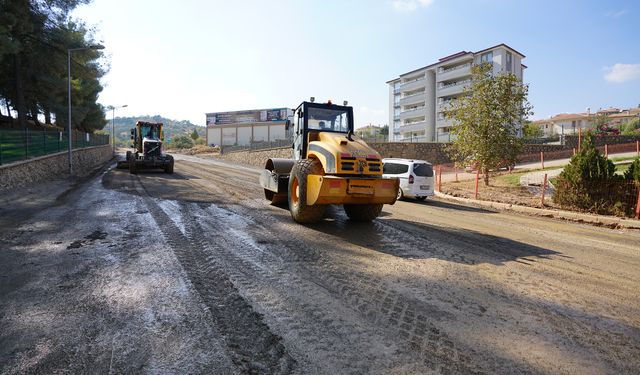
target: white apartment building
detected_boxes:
[387,44,526,142]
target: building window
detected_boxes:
[480,51,493,63]
[506,51,513,72]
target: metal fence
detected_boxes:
[0,128,109,165]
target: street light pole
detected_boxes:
[107,104,128,154]
[67,44,104,175]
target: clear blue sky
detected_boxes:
[73,0,640,128]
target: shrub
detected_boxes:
[170,135,194,149]
[624,158,640,182]
[553,132,623,214]
[619,118,640,135]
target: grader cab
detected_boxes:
[259,100,399,223]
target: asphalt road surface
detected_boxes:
[1,155,639,374]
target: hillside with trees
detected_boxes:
[106,115,204,146]
[0,0,107,132]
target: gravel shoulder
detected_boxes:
[1,157,639,374]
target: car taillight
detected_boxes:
[409,175,414,184]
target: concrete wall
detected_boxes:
[0,145,112,191]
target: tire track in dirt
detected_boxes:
[204,199,488,374]
[182,202,424,374]
[133,176,296,375]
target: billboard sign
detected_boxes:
[206,108,291,127]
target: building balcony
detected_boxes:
[436,117,453,127]
[399,107,426,120]
[398,121,428,134]
[437,100,455,110]
[399,92,426,107]
[437,80,470,97]
[400,77,426,92]
[436,63,472,82]
[435,132,453,142]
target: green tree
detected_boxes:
[0,0,105,131]
[170,135,194,149]
[522,120,543,139]
[446,63,533,185]
[592,113,610,133]
[190,128,199,140]
[379,124,389,136]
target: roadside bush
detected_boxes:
[619,118,640,135]
[553,132,626,215]
[624,158,640,182]
[170,135,194,149]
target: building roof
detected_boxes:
[597,107,621,114]
[533,107,640,123]
[532,113,589,123]
[475,43,526,58]
[609,108,640,118]
[438,51,472,62]
[386,43,525,83]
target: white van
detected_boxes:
[382,158,435,201]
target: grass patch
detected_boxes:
[615,163,631,174]
[496,172,527,187]
[609,155,638,163]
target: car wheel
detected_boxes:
[396,188,404,201]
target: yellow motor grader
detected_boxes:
[259,99,399,223]
[116,121,174,174]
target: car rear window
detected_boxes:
[383,162,409,175]
[413,163,433,177]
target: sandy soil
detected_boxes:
[441,172,560,209]
[1,154,639,374]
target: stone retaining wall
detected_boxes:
[211,139,639,169]
[215,147,292,168]
[0,145,112,191]
[565,134,640,148]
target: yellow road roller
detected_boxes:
[259,99,399,223]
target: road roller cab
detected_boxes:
[259,100,399,223]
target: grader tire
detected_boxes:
[164,156,174,174]
[343,204,383,222]
[288,159,325,223]
[129,160,137,174]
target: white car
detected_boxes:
[382,158,435,201]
